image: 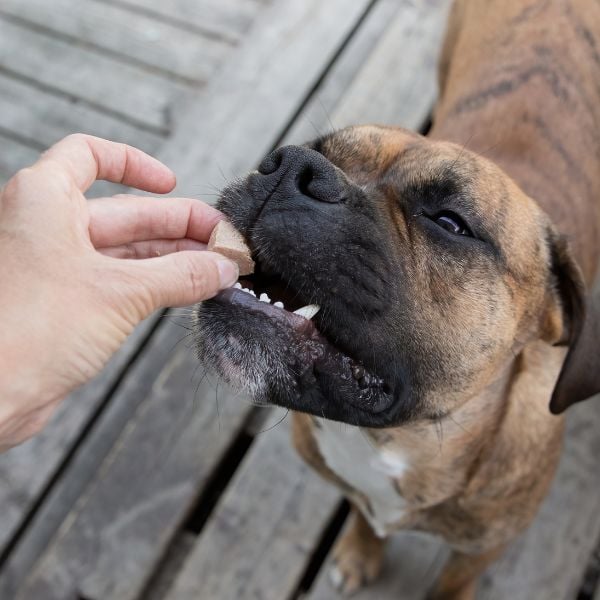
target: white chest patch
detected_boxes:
[313,419,409,537]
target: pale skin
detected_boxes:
[0,134,239,452]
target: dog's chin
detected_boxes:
[194,287,398,427]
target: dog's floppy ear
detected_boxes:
[546,231,600,413]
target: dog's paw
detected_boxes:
[328,534,384,596]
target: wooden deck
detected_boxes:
[1,1,599,598]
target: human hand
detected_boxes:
[0,134,238,451]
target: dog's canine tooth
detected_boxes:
[274,301,284,309]
[259,293,270,303]
[293,304,320,319]
[234,282,242,289]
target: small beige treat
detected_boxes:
[208,220,255,275]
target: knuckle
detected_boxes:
[63,132,88,146]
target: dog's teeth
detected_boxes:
[234,282,242,289]
[259,293,270,303]
[293,304,320,319]
[248,290,256,297]
[274,301,284,309]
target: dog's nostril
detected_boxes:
[296,167,314,197]
[258,151,282,175]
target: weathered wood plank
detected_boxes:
[0,0,373,595]
[284,0,402,146]
[166,417,340,600]
[99,0,265,41]
[16,347,252,600]
[329,0,450,131]
[0,18,187,132]
[0,0,232,84]
[286,0,451,145]
[0,74,163,153]
[161,0,373,198]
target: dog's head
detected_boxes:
[194,125,595,426]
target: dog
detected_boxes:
[194,0,600,598]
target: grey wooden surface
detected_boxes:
[100,0,261,41]
[0,0,230,84]
[165,415,340,600]
[1,0,599,598]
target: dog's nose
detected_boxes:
[257,145,346,203]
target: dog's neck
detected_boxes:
[430,0,600,284]
[366,340,564,509]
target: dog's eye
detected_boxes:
[431,211,472,237]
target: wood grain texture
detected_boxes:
[330,0,452,131]
[0,0,231,84]
[284,0,402,146]
[161,0,373,198]
[166,415,340,600]
[0,17,187,132]
[98,0,265,41]
[0,74,163,153]
[286,0,451,145]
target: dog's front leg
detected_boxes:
[329,506,386,596]
[427,544,506,600]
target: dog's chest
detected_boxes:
[313,419,409,537]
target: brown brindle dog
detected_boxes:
[194,1,600,598]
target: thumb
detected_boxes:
[128,250,239,309]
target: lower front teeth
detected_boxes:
[234,287,319,320]
[293,304,320,320]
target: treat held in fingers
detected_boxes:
[208,220,255,276]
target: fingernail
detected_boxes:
[217,258,239,288]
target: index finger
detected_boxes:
[88,195,224,247]
[39,134,176,194]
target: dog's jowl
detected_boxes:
[194,1,600,598]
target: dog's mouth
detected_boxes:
[193,141,405,426]
[196,250,396,424]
